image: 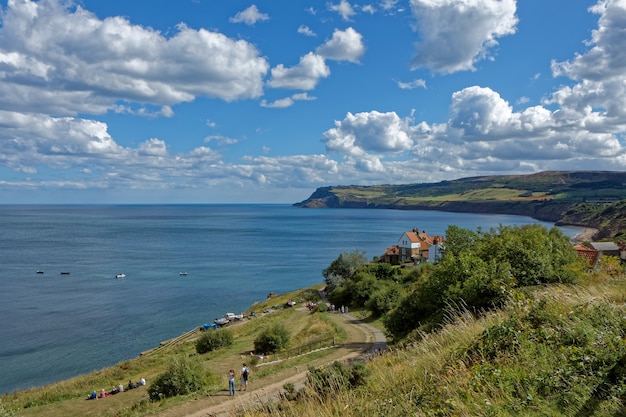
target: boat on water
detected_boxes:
[60,272,70,275]
[36,270,44,274]
[179,272,188,276]
[115,273,126,279]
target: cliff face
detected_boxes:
[294,171,626,240]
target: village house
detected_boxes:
[574,241,625,270]
[382,228,445,264]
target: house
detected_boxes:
[574,244,599,267]
[588,242,621,258]
[382,245,401,264]
[395,228,445,264]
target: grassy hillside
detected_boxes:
[235,274,626,417]
[295,171,626,239]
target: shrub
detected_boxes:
[195,328,234,354]
[148,355,207,400]
[254,323,290,353]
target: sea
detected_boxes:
[0,204,582,395]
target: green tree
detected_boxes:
[195,329,234,354]
[366,281,404,317]
[322,250,367,292]
[384,224,583,340]
[254,323,290,353]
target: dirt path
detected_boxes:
[155,312,386,417]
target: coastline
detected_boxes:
[572,227,598,243]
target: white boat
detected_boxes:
[214,317,229,326]
[115,273,126,279]
[179,272,188,276]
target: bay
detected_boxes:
[0,204,580,394]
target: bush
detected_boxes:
[254,323,290,353]
[148,355,207,400]
[195,329,234,354]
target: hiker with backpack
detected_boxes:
[240,363,250,391]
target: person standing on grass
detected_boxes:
[240,363,249,391]
[228,369,236,396]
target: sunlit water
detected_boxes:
[0,204,580,394]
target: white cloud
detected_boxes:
[229,5,269,25]
[298,25,316,36]
[322,111,415,156]
[409,0,518,73]
[267,52,330,90]
[0,0,269,116]
[549,0,626,133]
[329,0,356,21]
[260,93,316,108]
[397,79,427,89]
[316,27,365,63]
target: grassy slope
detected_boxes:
[295,171,626,239]
[242,273,626,417]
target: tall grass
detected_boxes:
[233,278,626,417]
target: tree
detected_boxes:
[195,329,233,354]
[384,224,583,340]
[254,323,290,353]
[322,250,367,292]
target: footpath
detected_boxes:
[155,311,387,417]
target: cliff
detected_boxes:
[294,171,626,240]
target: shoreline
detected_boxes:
[571,227,598,243]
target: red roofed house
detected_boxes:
[397,228,445,264]
[573,244,599,267]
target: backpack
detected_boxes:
[243,368,249,378]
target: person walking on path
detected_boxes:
[240,363,249,391]
[228,369,236,396]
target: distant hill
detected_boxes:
[295,171,626,240]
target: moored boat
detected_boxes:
[115,273,126,279]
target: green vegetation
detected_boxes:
[295,170,626,239]
[195,328,234,354]
[254,323,291,354]
[148,355,211,401]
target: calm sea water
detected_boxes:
[0,204,581,394]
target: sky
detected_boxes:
[0,0,625,204]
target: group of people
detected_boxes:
[227,363,250,396]
[87,377,146,400]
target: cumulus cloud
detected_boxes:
[0,0,269,116]
[267,52,330,90]
[329,0,356,21]
[316,27,365,63]
[549,0,626,132]
[409,0,518,73]
[322,111,415,157]
[229,5,270,25]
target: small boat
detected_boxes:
[60,272,70,275]
[179,272,188,276]
[115,273,126,279]
[214,317,229,326]
[36,270,44,274]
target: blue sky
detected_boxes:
[0,0,624,204]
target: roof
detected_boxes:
[574,244,599,265]
[401,229,445,246]
[589,242,620,251]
